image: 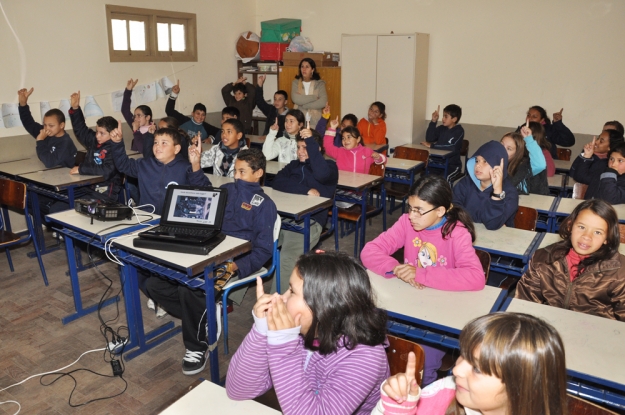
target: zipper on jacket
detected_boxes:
[562,262,619,309]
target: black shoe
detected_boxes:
[182,349,208,375]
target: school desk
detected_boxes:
[365,143,389,153]
[518,193,557,231]
[158,380,280,415]
[368,270,507,349]
[396,143,452,178]
[113,233,251,383]
[535,232,625,255]
[552,197,625,231]
[45,209,159,324]
[264,160,288,176]
[554,158,574,175]
[384,157,425,187]
[502,298,625,410]
[0,157,51,176]
[548,174,566,196]
[473,223,539,276]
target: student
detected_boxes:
[200,119,248,177]
[529,121,555,177]
[452,141,519,230]
[604,120,624,135]
[17,87,77,168]
[516,199,625,320]
[255,74,289,136]
[585,143,625,204]
[165,80,221,144]
[271,132,338,293]
[374,313,568,415]
[361,175,484,385]
[262,109,306,163]
[291,58,328,129]
[357,102,387,147]
[324,117,386,173]
[315,103,359,148]
[221,76,255,134]
[569,129,625,189]
[422,104,465,183]
[500,125,548,195]
[518,106,575,159]
[226,251,389,415]
[121,78,154,154]
[146,148,277,375]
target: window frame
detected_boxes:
[105,5,198,63]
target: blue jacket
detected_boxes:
[109,140,210,214]
[255,85,288,136]
[271,136,338,227]
[425,122,465,171]
[220,180,277,278]
[569,154,608,186]
[517,120,575,158]
[452,140,519,230]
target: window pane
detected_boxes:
[128,20,145,51]
[111,19,128,50]
[171,24,186,52]
[157,23,170,51]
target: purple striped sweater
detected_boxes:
[226,319,390,415]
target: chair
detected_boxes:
[567,394,619,414]
[0,178,48,285]
[514,206,538,231]
[557,148,572,161]
[387,147,429,214]
[386,334,426,386]
[475,249,491,282]
[573,182,588,200]
[221,215,281,354]
[619,224,625,243]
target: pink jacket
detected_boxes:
[543,148,556,177]
[361,214,485,291]
[324,129,386,173]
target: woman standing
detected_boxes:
[291,58,328,129]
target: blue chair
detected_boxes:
[221,215,281,354]
[0,178,48,285]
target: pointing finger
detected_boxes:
[526,119,529,128]
[437,105,440,113]
[500,158,504,169]
[404,352,417,385]
[256,276,264,300]
[560,108,563,114]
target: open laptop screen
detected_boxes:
[163,186,225,227]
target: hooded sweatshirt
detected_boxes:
[452,141,519,230]
[323,129,386,174]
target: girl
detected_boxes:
[361,175,484,385]
[291,58,327,129]
[529,121,555,176]
[516,199,625,320]
[500,125,548,195]
[358,102,387,147]
[226,251,389,415]
[584,143,625,203]
[122,78,154,154]
[324,117,386,173]
[519,105,575,159]
[569,129,625,189]
[374,313,569,415]
[262,109,305,163]
[315,102,359,148]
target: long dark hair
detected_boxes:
[295,58,321,80]
[409,175,476,242]
[556,199,620,272]
[529,121,551,150]
[528,105,551,125]
[296,251,387,355]
[135,104,153,123]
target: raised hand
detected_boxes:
[17,87,34,106]
[126,78,139,90]
[188,139,201,168]
[257,74,266,86]
[253,276,275,319]
[109,120,123,143]
[583,136,596,158]
[432,105,440,123]
[553,108,564,123]
[520,119,531,138]
[322,102,330,116]
[490,158,504,194]
[267,295,300,331]
[70,91,81,109]
[329,115,339,130]
[270,117,279,131]
[382,352,420,403]
[172,79,180,95]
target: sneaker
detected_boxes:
[182,349,208,375]
[147,299,155,310]
[147,299,168,318]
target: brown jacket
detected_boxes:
[516,242,625,321]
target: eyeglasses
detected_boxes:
[407,206,438,217]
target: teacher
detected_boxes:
[291,58,327,129]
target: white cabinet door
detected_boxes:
[341,35,378,119]
[376,35,416,149]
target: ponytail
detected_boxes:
[442,204,476,242]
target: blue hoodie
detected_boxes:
[452,141,519,230]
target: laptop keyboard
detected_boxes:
[152,226,216,238]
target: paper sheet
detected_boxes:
[84,95,104,117]
[155,81,166,98]
[40,101,51,123]
[2,103,22,128]
[58,99,71,121]
[159,76,174,95]
[133,82,157,106]
[0,114,4,128]
[111,90,124,112]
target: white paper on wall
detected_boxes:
[155,81,166,98]
[58,99,71,121]
[133,83,157,106]
[84,96,104,117]
[159,76,174,95]
[111,90,124,112]
[40,101,51,123]
[2,103,22,128]
[0,114,4,128]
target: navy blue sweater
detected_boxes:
[271,136,338,227]
[569,154,608,186]
[452,141,519,230]
[583,166,625,204]
[220,180,277,278]
[109,140,210,214]
[165,97,221,144]
[425,122,465,171]
[255,85,287,136]
[18,104,77,168]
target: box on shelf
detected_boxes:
[260,18,301,43]
[282,51,340,67]
[260,43,289,61]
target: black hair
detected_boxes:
[444,104,462,122]
[409,175,476,242]
[370,102,387,120]
[232,83,247,95]
[223,118,244,135]
[604,120,625,135]
[154,127,183,147]
[341,113,358,126]
[44,109,65,125]
[159,116,180,130]
[528,121,551,150]
[609,142,625,161]
[237,148,266,173]
[295,58,321,80]
[340,126,362,144]
[528,105,551,125]
[286,109,306,127]
[193,103,207,114]
[222,106,240,118]
[135,105,152,122]
[296,129,324,156]
[96,116,118,132]
[275,90,288,101]
[296,251,387,355]
[557,199,620,273]
[606,128,625,152]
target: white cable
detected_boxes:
[0,400,20,415]
[0,347,106,394]
[102,204,156,265]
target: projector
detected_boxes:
[74,199,133,221]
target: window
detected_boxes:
[106,5,197,62]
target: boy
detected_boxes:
[422,104,465,183]
[17,87,77,168]
[255,74,289,136]
[221,106,240,125]
[200,119,248,177]
[145,148,277,375]
[165,80,221,145]
[221,77,255,134]
[271,131,338,292]
[315,103,359,148]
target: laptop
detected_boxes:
[137,185,228,244]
